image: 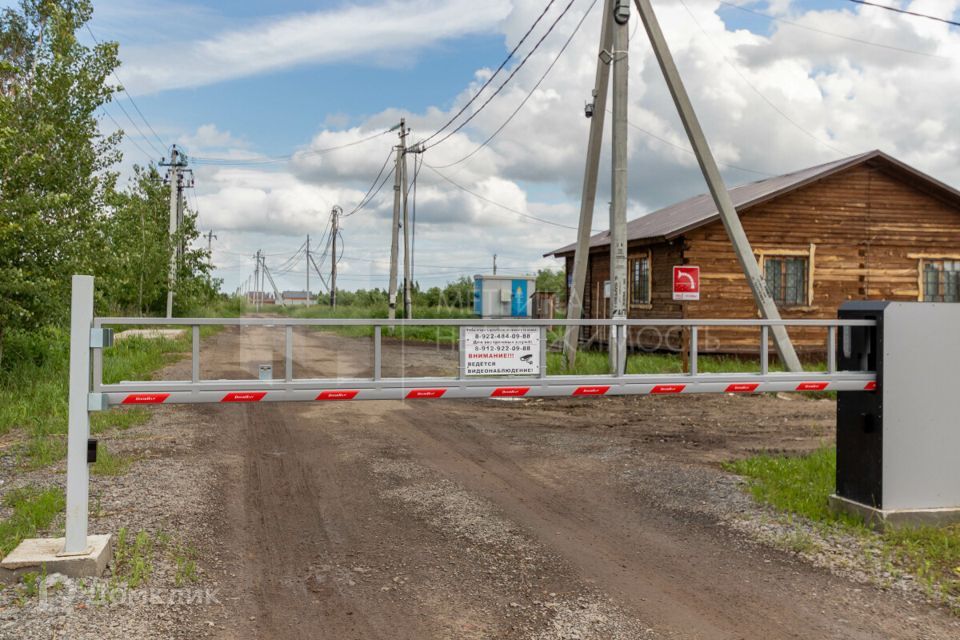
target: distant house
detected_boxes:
[547,150,960,352]
[282,290,312,306]
[245,292,276,305]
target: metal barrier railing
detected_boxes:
[88,315,877,405]
[64,276,878,555]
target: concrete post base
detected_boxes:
[829,495,960,530]
[0,534,112,583]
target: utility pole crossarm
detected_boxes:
[632,0,801,372]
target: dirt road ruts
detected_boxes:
[186,325,959,639]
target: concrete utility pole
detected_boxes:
[564,0,614,369]
[306,234,311,306]
[401,137,412,320]
[387,118,406,321]
[163,146,182,319]
[632,0,801,372]
[261,257,285,307]
[330,206,341,308]
[609,0,630,374]
[254,250,261,311]
[493,254,498,275]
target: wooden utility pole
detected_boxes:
[609,0,630,374]
[206,230,217,253]
[632,0,801,372]
[493,254,498,275]
[330,206,340,308]
[564,0,614,369]
[388,118,405,321]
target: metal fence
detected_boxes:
[64,275,877,555]
[88,315,877,406]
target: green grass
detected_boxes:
[287,303,474,342]
[0,300,240,469]
[0,486,65,558]
[90,444,132,476]
[724,447,840,521]
[725,447,960,606]
[112,527,154,588]
[546,349,823,376]
[286,305,828,378]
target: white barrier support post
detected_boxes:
[63,275,94,555]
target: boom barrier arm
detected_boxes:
[65,275,879,555]
[89,316,876,405]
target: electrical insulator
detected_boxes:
[614,0,630,24]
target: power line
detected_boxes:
[619,113,774,176]
[680,0,848,157]
[345,164,397,219]
[716,1,949,59]
[273,241,308,273]
[343,149,396,217]
[419,0,560,147]
[424,163,594,231]
[431,0,599,169]
[102,106,157,163]
[86,25,168,156]
[191,129,392,165]
[846,0,960,28]
[423,0,581,152]
[430,0,771,177]
[411,151,422,282]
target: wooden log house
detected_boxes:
[547,151,960,354]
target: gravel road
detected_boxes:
[3,324,958,639]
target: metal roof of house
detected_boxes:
[546,150,960,256]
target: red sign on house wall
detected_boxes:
[673,266,700,301]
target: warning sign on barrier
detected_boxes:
[463,327,540,376]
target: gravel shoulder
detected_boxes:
[1,325,957,639]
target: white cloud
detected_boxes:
[160,0,960,292]
[117,0,513,95]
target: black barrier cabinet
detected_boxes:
[836,301,888,509]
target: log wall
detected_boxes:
[562,160,960,355]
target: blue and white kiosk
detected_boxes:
[472,274,537,318]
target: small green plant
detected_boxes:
[723,447,840,521]
[90,445,132,476]
[175,554,198,587]
[111,527,155,588]
[726,447,960,611]
[546,349,825,377]
[0,486,65,558]
[781,529,817,555]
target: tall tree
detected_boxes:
[0,0,120,359]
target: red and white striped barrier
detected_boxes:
[107,376,876,406]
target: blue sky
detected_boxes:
[15,0,960,292]
[93,0,853,160]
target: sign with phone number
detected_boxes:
[463,327,541,376]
